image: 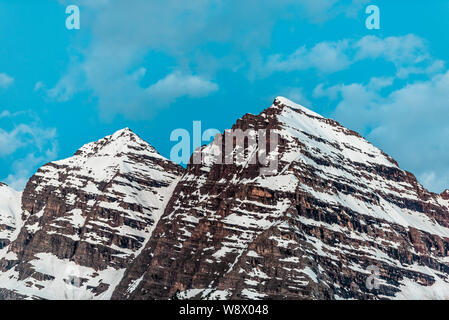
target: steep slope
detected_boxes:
[113,97,449,300]
[0,128,184,299]
[0,183,22,254]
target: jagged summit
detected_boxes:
[48,128,171,184]
[269,97,399,169]
[272,96,324,119]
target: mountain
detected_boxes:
[0,128,184,299]
[111,97,449,300]
[0,97,449,300]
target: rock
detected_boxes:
[0,128,184,299]
[112,97,449,300]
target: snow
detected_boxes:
[0,184,22,251]
[0,128,182,300]
[126,274,144,295]
[0,252,126,300]
[274,96,324,119]
[2,98,449,301]
[301,267,318,284]
[241,288,267,300]
[393,264,449,300]
[162,98,449,300]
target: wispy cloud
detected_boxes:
[279,87,312,107]
[5,143,57,191]
[33,81,45,92]
[147,71,218,105]
[49,0,370,119]
[262,34,443,77]
[0,73,14,89]
[264,40,351,74]
[0,111,57,190]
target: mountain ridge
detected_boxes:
[1,97,449,299]
[111,97,449,300]
[0,126,184,299]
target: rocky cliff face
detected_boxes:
[111,97,449,300]
[0,128,184,299]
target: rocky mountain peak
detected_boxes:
[270,97,399,169]
[72,127,161,160]
[0,128,184,300]
[272,96,323,118]
[1,97,449,300]
[112,97,449,300]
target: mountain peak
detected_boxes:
[114,97,449,301]
[50,127,169,183]
[111,127,134,138]
[108,127,143,144]
[0,126,184,299]
[273,96,323,119]
[67,127,163,161]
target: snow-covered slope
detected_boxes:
[113,97,449,300]
[0,183,22,255]
[0,128,184,300]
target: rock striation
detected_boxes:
[112,97,449,300]
[0,128,183,299]
[1,97,449,300]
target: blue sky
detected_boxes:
[1,0,449,193]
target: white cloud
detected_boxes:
[34,81,45,92]
[354,34,445,78]
[147,72,218,105]
[0,124,56,157]
[46,62,86,102]
[0,111,12,119]
[263,34,442,76]
[265,40,351,74]
[50,0,370,119]
[0,112,57,190]
[5,143,57,191]
[0,73,14,89]
[294,0,369,23]
[0,110,25,119]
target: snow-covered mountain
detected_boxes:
[112,97,449,300]
[0,128,183,299]
[1,97,449,300]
